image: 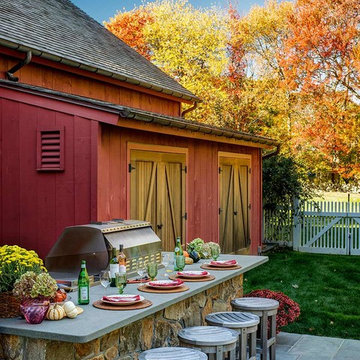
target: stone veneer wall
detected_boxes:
[0,275,243,360]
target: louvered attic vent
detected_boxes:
[37,129,64,171]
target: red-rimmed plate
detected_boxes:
[101,294,144,306]
[177,270,210,279]
[209,260,238,268]
[147,279,184,289]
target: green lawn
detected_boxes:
[243,249,360,339]
[313,191,360,202]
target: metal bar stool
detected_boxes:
[178,326,238,360]
[205,312,260,360]
[231,297,279,360]
[139,347,208,359]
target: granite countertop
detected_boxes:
[0,254,268,343]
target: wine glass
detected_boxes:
[162,253,170,278]
[99,270,110,293]
[137,259,145,279]
[211,246,220,260]
[175,255,185,272]
[115,273,127,294]
[146,262,158,281]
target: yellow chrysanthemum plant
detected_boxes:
[0,245,47,293]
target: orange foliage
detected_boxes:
[104,8,153,59]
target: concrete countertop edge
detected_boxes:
[0,256,269,343]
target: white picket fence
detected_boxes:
[264,200,360,255]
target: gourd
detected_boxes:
[46,304,66,320]
[185,257,194,265]
[63,301,78,318]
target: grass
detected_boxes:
[312,191,360,202]
[243,249,360,339]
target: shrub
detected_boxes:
[245,289,300,333]
[263,155,313,212]
[0,245,45,292]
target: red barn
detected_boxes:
[0,0,277,258]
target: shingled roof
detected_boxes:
[0,0,198,101]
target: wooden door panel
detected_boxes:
[239,165,249,246]
[220,164,234,253]
[130,160,157,229]
[130,150,186,251]
[219,156,251,253]
[233,165,249,250]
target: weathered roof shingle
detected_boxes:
[0,0,198,101]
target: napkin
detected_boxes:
[102,295,140,303]
[149,279,183,286]
[177,271,208,276]
[210,259,237,265]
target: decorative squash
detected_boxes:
[185,257,194,265]
[46,304,66,321]
[183,251,189,257]
[63,301,78,319]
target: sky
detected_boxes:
[71,0,265,23]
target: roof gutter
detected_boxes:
[6,50,32,81]
[0,39,200,103]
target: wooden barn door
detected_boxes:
[130,150,186,251]
[219,155,251,253]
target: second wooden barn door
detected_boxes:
[130,150,186,251]
[219,155,251,253]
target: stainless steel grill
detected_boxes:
[45,219,162,284]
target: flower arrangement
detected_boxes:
[200,242,220,259]
[13,271,58,301]
[0,245,46,293]
[245,289,300,333]
[187,238,221,259]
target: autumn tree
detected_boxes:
[104,7,153,59]
[105,0,360,187]
[106,0,230,126]
[282,0,360,185]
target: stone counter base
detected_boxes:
[0,275,243,360]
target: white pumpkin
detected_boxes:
[63,301,78,319]
[46,304,66,321]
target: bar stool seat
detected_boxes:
[206,312,260,360]
[231,297,279,360]
[179,326,238,360]
[139,347,208,359]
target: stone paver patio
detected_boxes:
[275,332,360,360]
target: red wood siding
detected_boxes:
[0,97,98,258]
[0,86,263,257]
[97,125,262,254]
[0,51,181,117]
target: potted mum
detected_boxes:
[0,245,46,318]
[13,271,58,324]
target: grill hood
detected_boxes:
[45,220,162,282]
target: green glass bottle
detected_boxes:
[78,260,89,305]
[174,237,183,271]
[109,247,119,287]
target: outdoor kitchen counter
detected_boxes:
[0,254,268,344]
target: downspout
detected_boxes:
[6,51,32,82]
[181,102,198,117]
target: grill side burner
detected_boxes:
[45,220,162,283]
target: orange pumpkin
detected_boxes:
[183,251,189,257]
